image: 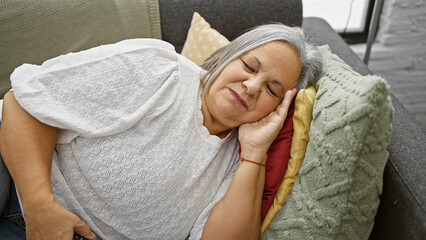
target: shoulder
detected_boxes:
[13,39,179,75]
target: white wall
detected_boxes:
[303,0,370,32]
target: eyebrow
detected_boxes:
[271,79,284,87]
[254,56,262,69]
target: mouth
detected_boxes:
[228,88,248,109]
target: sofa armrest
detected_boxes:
[158,0,302,53]
[303,17,426,240]
[302,17,371,76]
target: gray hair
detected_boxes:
[200,23,323,92]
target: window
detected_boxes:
[302,0,375,43]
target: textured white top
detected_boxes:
[10,39,239,240]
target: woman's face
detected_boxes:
[203,41,302,131]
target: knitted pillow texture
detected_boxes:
[263,45,394,240]
[181,12,295,225]
[261,86,316,236]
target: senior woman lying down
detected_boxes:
[0,23,322,240]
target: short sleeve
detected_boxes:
[11,39,179,139]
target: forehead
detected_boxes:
[243,41,302,89]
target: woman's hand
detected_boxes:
[24,199,96,240]
[25,201,95,240]
[238,89,297,161]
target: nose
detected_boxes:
[242,76,262,98]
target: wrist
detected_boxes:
[23,196,56,216]
[20,186,55,213]
[240,157,266,167]
[240,146,268,165]
[240,151,267,165]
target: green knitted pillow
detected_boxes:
[263,45,394,240]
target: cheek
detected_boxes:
[262,102,279,115]
[252,98,280,119]
[210,72,229,91]
[215,63,245,86]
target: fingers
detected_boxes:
[73,216,96,240]
[277,88,297,118]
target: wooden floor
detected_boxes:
[350,44,426,136]
[377,71,426,136]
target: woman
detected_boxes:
[0,24,322,239]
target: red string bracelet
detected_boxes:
[240,157,266,167]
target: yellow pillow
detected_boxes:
[260,86,316,237]
[181,12,230,65]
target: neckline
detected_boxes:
[195,85,236,147]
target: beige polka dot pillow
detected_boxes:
[181,12,230,65]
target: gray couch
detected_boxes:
[1,0,425,239]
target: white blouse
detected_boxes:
[10,39,239,240]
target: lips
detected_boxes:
[229,88,248,109]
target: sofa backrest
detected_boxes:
[0,0,162,98]
[159,0,303,52]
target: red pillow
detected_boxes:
[238,101,295,221]
[261,101,294,220]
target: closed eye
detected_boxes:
[266,84,278,97]
[241,59,255,72]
